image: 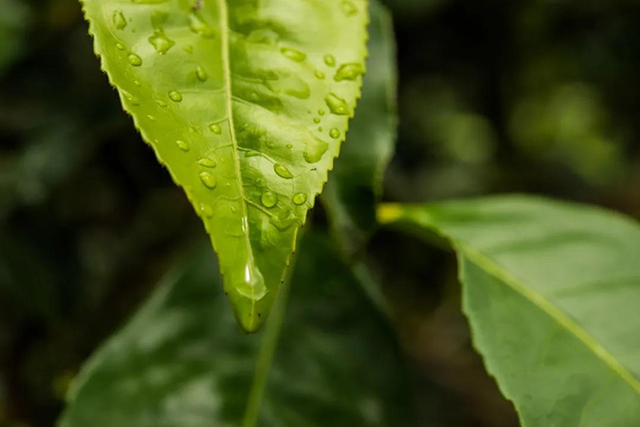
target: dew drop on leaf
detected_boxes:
[147,115,156,121]
[341,0,358,16]
[280,47,306,62]
[196,66,208,82]
[149,30,175,54]
[176,140,190,151]
[303,139,329,163]
[329,128,341,139]
[313,118,321,124]
[324,93,350,115]
[261,191,277,208]
[199,171,217,189]
[197,158,217,168]
[334,63,365,81]
[168,90,183,102]
[199,203,213,218]
[120,89,139,106]
[127,53,143,66]
[324,54,336,67]
[318,109,325,116]
[314,70,325,79]
[189,13,215,38]
[155,99,167,107]
[293,193,307,205]
[115,43,125,50]
[209,123,222,134]
[113,11,127,30]
[274,164,294,179]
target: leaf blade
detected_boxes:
[378,195,640,426]
[80,0,369,331]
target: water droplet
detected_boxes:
[318,109,325,116]
[121,89,139,106]
[261,191,277,208]
[325,93,350,115]
[196,66,208,82]
[317,126,323,132]
[293,193,307,205]
[304,139,329,163]
[128,53,143,66]
[286,143,293,149]
[149,30,175,54]
[115,43,125,50]
[197,158,217,168]
[324,54,336,67]
[176,140,190,151]
[329,128,341,139]
[147,115,156,121]
[156,100,167,107]
[113,11,127,30]
[209,123,222,134]
[313,118,321,124]
[280,47,306,62]
[334,63,365,81]
[274,163,293,179]
[199,203,213,218]
[169,90,183,102]
[341,0,358,16]
[230,251,267,302]
[189,13,216,38]
[314,70,325,79]
[199,171,217,189]
[134,80,141,87]
[183,44,194,54]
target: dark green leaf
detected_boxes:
[379,195,640,427]
[59,231,414,427]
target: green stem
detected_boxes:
[242,253,298,427]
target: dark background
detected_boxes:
[1,0,639,425]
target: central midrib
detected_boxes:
[216,0,257,325]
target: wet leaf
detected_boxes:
[80,0,369,331]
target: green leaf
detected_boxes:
[80,0,369,332]
[322,0,397,258]
[59,231,415,427]
[378,195,640,427]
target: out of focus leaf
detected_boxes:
[0,0,29,75]
[59,231,414,427]
[323,0,397,258]
[379,195,640,427]
[80,0,369,331]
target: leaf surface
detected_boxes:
[58,231,415,427]
[322,0,397,258]
[378,195,640,427]
[80,0,369,331]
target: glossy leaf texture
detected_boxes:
[322,0,397,258]
[80,0,369,332]
[378,195,640,427]
[58,231,415,427]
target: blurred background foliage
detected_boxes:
[0,0,639,426]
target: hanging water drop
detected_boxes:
[261,191,277,208]
[274,164,294,179]
[169,90,183,102]
[199,171,217,189]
